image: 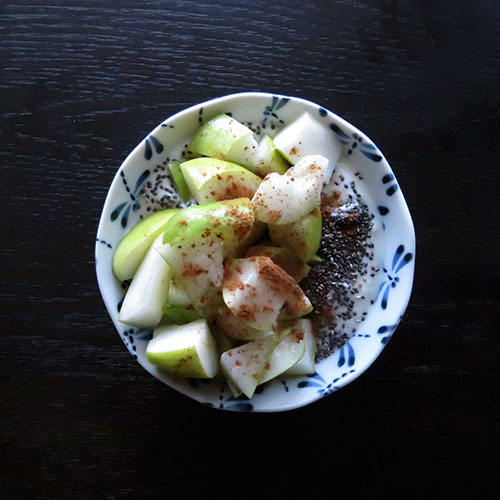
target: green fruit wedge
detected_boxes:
[220,335,278,398]
[147,319,219,378]
[162,198,255,254]
[118,235,172,328]
[244,244,311,282]
[112,208,178,282]
[254,134,289,176]
[284,319,316,376]
[187,113,253,159]
[180,157,261,204]
[168,160,191,203]
[268,207,322,263]
[259,328,306,385]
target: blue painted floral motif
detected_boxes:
[382,173,398,196]
[110,169,150,228]
[376,322,399,344]
[120,327,153,359]
[329,123,383,162]
[376,245,413,310]
[95,237,112,249]
[337,342,355,368]
[296,343,356,396]
[297,371,326,389]
[262,95,290,125]
[144,134,164,160]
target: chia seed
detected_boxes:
[300,191,376,361]
[140,160,193,210]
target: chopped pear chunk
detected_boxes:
[284,319,316,376]
[147,319,219,378]
[251,155,329,224]
[216,306,273,340]
[259,328,306,384]
[180,157,261,204]
[118,235,171,328]
[158,239,224,319]
[162,198,255,256]
[273,111,342,174]
[222,256,312,331]
[112,208,177,282]
[220,335,278,398]
[187,113,253,159]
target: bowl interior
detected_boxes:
[96,92,415,412]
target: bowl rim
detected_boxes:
[96,91,416,412]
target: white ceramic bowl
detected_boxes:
[96,92,415,412]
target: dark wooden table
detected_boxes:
[2,1,499,498]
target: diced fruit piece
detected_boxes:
[254,134,289,176]
[112,208,178,282]
[268,207,322,263]
[147,319,218,378]
[288,154,332,186]
[216,306,272,340]
[244,245,311,282]
[118,235,171,328]
[187,114,253,159]
[180,157,261,204]
[211,324,238,355]
[220,335,278,398]
[251,155,328,224]
[158,239,224,319]
[280,285,313,319]
[259,328,307,385]
[225,133,259,170]
[273,111,342,176]
[222,256,312,331]
[231,220,266,258]
[168,281,191,308]
[162,306,200,325]
[284,319,316,375]
[168,160,191,203]
[162,198,255,256]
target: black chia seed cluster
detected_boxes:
[300,177,378,361]
[139,158,192,211]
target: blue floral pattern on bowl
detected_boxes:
[96,92,415,413]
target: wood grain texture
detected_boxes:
[1,1,499,498]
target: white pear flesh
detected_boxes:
[225,133,259,170]
[216,306,272,340]
[118,235,171,328]
[168,280,191,308]
[222,256,312,331]
[220,335,278,398]
[251,155,328,224]
[284,319,316,375]
[273,111,342,176]
[254,134,289,175]
[288,154,332,186]
[158,239,224,319]
[147,319,218,378]
[180,157,261,204]
[259,328,306,384]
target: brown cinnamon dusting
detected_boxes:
[182,263,209,277]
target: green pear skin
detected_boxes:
[268,207,322,263]
[112,208,178,282]
[187,114,253,159]
[180,157,261,204]
[147,319,219,378]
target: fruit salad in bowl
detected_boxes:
[95,92,415,412]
